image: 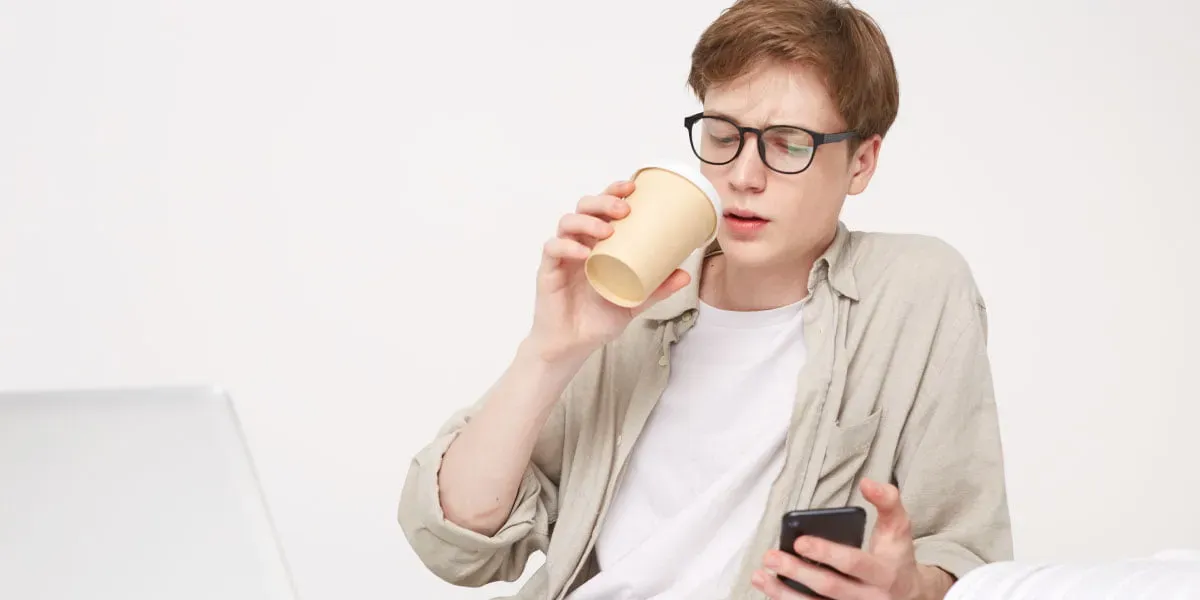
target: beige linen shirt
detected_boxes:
[398,223,1013,599]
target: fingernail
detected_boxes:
[869,481,886,498]
[751,571,765,586]
[793,537,808,554]
[764,552,780,569]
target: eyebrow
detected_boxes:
[703,110,808,130]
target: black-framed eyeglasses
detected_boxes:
[684,112,857,175]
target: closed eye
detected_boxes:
[707,133,740,146]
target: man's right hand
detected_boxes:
[524,179,692,366]
[434,180,692,538]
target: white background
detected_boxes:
[2,0,1198,598]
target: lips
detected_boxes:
[724,207,768,222]
[721,207,770,236]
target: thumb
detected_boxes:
[633,269,691,316]
[862,478,912,541]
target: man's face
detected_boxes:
[698,62,880,268]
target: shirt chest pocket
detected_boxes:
[811,408,882,507]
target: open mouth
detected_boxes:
[724,210,768,223]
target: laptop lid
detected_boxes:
[0,386,299,600]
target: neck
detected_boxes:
[700,252,816,312]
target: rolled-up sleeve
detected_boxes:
[397,398,566,587]
[897,302,1014,581]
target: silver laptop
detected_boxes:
[0,386,299,600]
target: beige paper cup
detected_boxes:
[585,163,720,308]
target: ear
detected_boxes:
[847,134,882,196]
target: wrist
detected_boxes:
[915,564,955,600]
[513,337,589,396]
[518,335,593,374]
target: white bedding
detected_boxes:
[945,550,1200,600]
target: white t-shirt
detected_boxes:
[568,298,807,600]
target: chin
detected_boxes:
[715,236,786,267]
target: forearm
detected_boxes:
[437,339,583,537]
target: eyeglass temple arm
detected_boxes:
[815,131,858,145]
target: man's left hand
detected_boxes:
[750,478,954,600]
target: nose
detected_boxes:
[728,135,767,194]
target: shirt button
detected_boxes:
[658,355,668,366]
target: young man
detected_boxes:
[398,1,1012,599]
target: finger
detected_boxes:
[557,213,614,244]
[764,550,878,600]
[750,568,814,599]
[541,237,591,263]
[575,194,631,221]
[601,179,635,198]
[793,535,890,589]
[861,479,911,538]
[632,269,691,315]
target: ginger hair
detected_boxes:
[688,0,900,143]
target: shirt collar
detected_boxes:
[640,221,859,322]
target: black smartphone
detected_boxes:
[777,506,867,599]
